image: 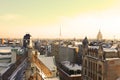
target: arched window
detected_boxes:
[98,64,102,74]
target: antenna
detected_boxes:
[59,24,62,42]
[114,35,115,41]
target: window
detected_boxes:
[85,69,87,75]
[98,64,102,74]
[85,60,87,67]
[77,70,81,74]
[98,76,102,80]
[88,61,90,69]
[69,70,74,75]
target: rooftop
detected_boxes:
[106,58,120,60]
[103,48,117,53]
[61,61,82,71]
[89,46,117,53]
[38,55,56,71]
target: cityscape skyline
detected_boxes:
[0,0,120,39]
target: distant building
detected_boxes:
[97,30,102,41]
[51,43,60,64]
[82,38,120,80]
[59,45,78,63]
[0,47,27,80]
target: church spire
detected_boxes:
[97,29,102,41]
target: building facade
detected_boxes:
[82,38,120,80]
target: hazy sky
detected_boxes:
[0,0,120,39]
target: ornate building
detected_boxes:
[82,38,120,80]
[97,30,102,41]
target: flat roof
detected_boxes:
[89,46,117,53]
[89,46,99,49]
[68,45,78,48]
[106,58,120,60]
[103,48,117,53]
[61,61,82,71]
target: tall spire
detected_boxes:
[97,24,102,41]
[60,25,61,37]
[97,29,102,41]
[97,30,102,41]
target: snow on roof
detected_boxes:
[74,42,82,45]
[89,46,99,49]
[103,48,117,53]
[38,56,56,71]
[89,46,117,53]
[106,58,120,60]
[111,44,118,48]
[61,61,82,71]
[68,46,78,49]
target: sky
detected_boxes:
[0,0,120,39]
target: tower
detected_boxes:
[23,34,31,48]
[97,30,102,41]
[82,37,89,56]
